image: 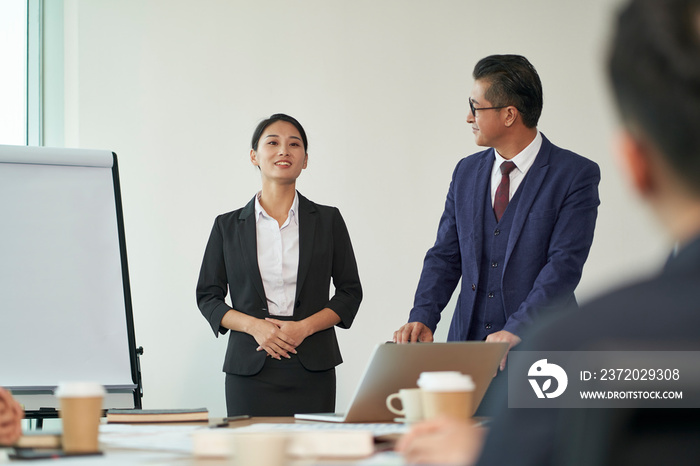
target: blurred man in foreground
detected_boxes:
[397,0,700,463]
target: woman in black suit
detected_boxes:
[196,114,362,416]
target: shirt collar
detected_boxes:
[254,190,299,226]
[494,131,542,173]
[664,234,700,276]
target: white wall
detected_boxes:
[43,0,671,417]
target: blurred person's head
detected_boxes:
[609,0,700,243]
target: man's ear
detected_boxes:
[503,106,518,127]
[615,129,655,197]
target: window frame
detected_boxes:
[27,0,43,146]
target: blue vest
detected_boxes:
[463,182,523,341]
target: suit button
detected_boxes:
[295,300,301,308]
[488,292,494,298]
[491,262,498,268]
[494,229,500,236]
[471,284,476,291]
[485,323,492,330]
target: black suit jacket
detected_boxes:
[477,235,700,466]
[196,192,362,375]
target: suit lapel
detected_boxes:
[237,197,267,303]
[504,135,552,266]
[472,151,493,265]
[295,193,317,300]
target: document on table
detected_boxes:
[99,423,203,453]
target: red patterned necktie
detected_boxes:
[494,161,517,222]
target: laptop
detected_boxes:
[295,341,508,423]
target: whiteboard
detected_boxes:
[0,145,137,397]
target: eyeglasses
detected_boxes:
[469,99,507,116]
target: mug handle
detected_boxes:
[385,392,405,416]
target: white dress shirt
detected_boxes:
[254,191,300,317]
[490,131,542,205]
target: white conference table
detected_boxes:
[1,417,406,465]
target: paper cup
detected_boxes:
[417,372,475,420]
[55,382,105,453]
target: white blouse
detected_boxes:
[254,191,300,317]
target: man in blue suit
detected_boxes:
[394,55,600,370]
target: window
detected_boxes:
[0,0,28,145]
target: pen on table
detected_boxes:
[211,415,251,427]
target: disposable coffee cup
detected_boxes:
[417,371,475,420]
[55,382,105,453]
[385,388,424,422]
[231,432,289,466]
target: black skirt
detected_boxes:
[225,355,336,417]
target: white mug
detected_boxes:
[385,388,424,422]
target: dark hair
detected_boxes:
[609,0,700,192]
[473,55,543,128]
[251,113,308,152]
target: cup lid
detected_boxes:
[417,371,475,391]
[54,382,105,398]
